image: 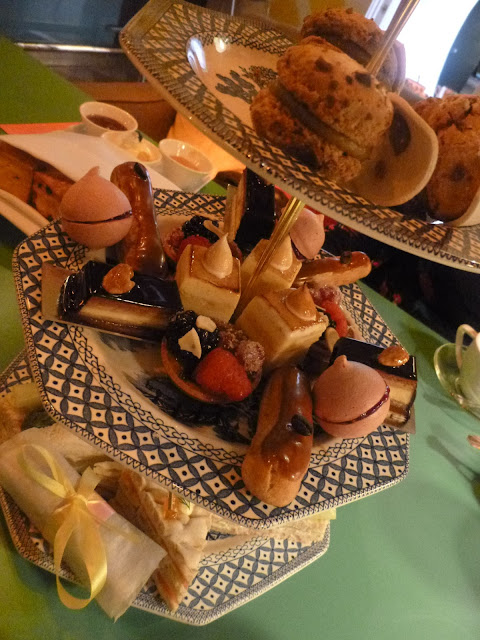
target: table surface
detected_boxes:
[0,36,479,640]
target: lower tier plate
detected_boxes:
[0,352,330,625]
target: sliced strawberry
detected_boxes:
[177,234,211,260]
[321,300,349,338]
[194,348,252,402]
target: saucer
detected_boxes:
[434,343,480,419]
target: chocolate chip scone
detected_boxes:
[414,94,480,220]
[250,36,393,184]
[300,7,405,92]
[415,94,480,133]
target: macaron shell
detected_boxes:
[62,216,133,249]
[316,395,390,438]
[290,208,325,259]
[313,356,390,437]
[60,169,131,223]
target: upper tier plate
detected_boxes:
[120,0,480,272]
[13,189,409,528]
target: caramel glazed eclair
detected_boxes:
[250,37,394,183]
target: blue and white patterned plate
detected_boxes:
[0,353,330,625]
[119,0,480,273]
[13,190,409,528]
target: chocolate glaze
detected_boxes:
[234,169,275,253]
[260,368,313,477]
[60,260,181,315]
[331,337,416,380]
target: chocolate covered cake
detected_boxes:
[42,261,181,341]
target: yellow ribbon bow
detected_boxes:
[18,444,108,610]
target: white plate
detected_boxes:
[120,0,480,272]
[13,190,409,528]
[0,352,330,625]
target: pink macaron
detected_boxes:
[60,167,132,249]
[290,207,325,260]
[313,355,390,438]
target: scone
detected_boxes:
[414,94,480,220]
[250,37,393,183]
[300,8,405,92]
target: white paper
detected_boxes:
[2,131,178,188]
[0,429,165,619]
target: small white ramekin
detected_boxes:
[79,101,138,137]
[159,138,214,191]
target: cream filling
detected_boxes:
[201,234,233,279]
[270,235,294,272]
[271,80,368,161]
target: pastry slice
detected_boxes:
[236,285,328,370]
[110,469,211,611]
[331,337,417,430]
[176,234,241,322]
[238,235,302,312]
[0,140,36,202]
[42,261,181,341]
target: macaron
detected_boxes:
[290,207,325,260]
[313,355,390,438]
[60,167,133,249]
[250,37,393,183]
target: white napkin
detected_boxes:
[2,130,178,189]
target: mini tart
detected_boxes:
[160,339,260,404]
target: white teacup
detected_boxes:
[455,324,480,405]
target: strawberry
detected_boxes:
[177,235,211,260]
[194,348,252,402]
[321,300,349,337]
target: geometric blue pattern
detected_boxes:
[121,0,480,273]
[13,191,409,528]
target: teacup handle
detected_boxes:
[455,324,477,369]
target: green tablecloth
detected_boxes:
[0,36,479,640]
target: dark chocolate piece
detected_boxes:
[331,337,416,379]
[234,169,275,253]
[59,261,181,341]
